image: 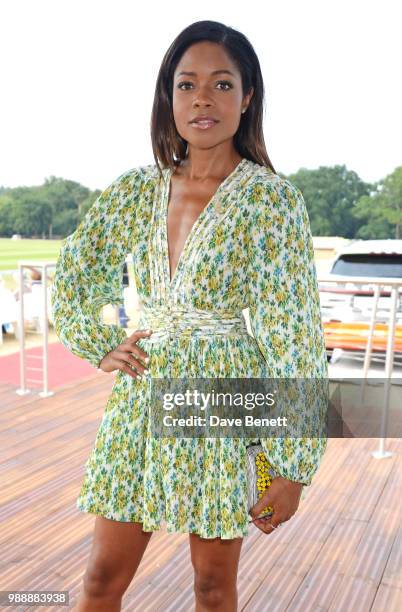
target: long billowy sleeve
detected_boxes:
[247,176,328,486]
[51,167,143,369]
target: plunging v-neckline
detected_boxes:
[162,158,248,292]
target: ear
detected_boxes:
[243,86,254,108]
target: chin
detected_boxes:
[186,140,223,150]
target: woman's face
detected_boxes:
[172,41,253,151]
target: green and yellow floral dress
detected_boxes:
[51,157,328,539]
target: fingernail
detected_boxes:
[145,357,150,363]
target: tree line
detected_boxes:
[0,177,101,239]
[0,164,401,239]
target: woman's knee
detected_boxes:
[194,570,234,607]
[83,557,127,599]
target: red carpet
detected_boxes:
[0,342,100,390]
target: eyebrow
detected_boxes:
[176,69,236,78]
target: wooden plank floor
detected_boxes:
[0,375,401,612]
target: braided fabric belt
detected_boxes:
[137,304,249,342]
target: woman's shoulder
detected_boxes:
[108,163,159,192]
[91,164,159,210]
[247,162,305,212]
[248,161,301,194]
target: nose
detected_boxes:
[192,84,214,108]
[193,102,212,110]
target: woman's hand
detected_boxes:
[249,475,304,535]
[98,329,153,379]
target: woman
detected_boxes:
[52,19,328,612]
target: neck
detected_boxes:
[179,146,243,181]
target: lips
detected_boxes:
[189,117,219,130]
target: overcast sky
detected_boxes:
[1,0,400,191]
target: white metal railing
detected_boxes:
[16,261,56,398]
[318,274,402,460]
[14,255,135,398]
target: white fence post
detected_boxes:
[16,263,29,396]
[16,261,55,398]
[372,285,398,458]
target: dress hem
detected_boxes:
[76,501,251,540]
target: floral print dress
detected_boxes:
[51,157,328,539]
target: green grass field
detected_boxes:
[0,238,62,271]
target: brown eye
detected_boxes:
[216,81,234,90]
[177,81,193,90]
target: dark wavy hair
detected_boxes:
[150,20,276,178]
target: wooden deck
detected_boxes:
[1,374,401,612]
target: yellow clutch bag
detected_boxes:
[246,443,277,522]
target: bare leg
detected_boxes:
[189,533,243,612]
[72,516,153,612]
